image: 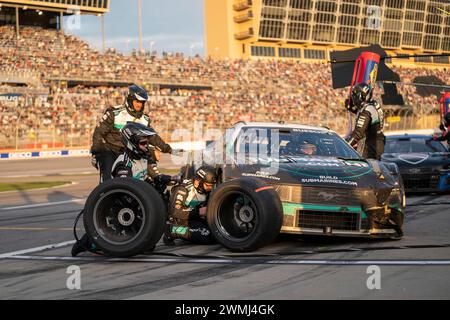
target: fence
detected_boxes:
[384,105,440,132]
[0,105,442,151]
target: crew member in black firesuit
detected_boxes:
[163,166,218,246]
[91,84,173,183]
[345,82,385,160]
[71,122,177,257]
[433,112,450,145]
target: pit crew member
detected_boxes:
[163,166,218,246]
[345,82,385,160]
[91,84,173,183]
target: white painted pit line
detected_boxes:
[0,240,76,259]
[3,254,450,266]
[1,241,450,266]
[0,198,86,211]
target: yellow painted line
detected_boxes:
[0,182,77,195]
[437,7,450,15]
[0,227,82,232]
[387,116,401,123]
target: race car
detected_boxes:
[83,122,405,256]
[381,134,450,193]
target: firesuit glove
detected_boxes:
[345,136,357,149]
[171,149,184,156]
[344,98,358,114]
[91,154,99,170]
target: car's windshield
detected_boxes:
[234,127,361,159]
[385,137,448,153]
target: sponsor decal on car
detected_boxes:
[301,177,358,186]
[242,171,281,181]
[292,129,327,134]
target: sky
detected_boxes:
[64,0,205,56]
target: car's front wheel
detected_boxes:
[207,178,283,252]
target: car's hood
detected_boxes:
[228,155,394,189]
[381,152,450,172]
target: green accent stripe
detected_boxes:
[114,124,124,129]
[186,200,202,207]
[172,226,188,236]
[282,202,366,218]
[389,204,403,212]
[133,170,146,179]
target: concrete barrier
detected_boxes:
[384,129,436,136]
[0,148,91,160]
[0,142,207,161]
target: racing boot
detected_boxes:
[163,221,190,246]
[71,234,98,257]
[388,219,404,239]
[162,222,176,246]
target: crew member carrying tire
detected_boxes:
[71,122,175,257]
[91,84,173,183]
[345,82,385,160]
[163,166,218,246]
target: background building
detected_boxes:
[205,0,450,65]
[0,0,109,30]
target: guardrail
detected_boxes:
[0,148,91,160]
[0,141,206,161]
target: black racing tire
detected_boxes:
[83,178,166,257]
[207,177,283,252]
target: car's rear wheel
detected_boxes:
[207,178,283,252]
[83,178,166,257]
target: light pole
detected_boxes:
[15,108,24,150]
[190,44,195,57]
[126,38,131,54]
[100,14,106,53]
[150,41,155,54]
[137,0,143,53]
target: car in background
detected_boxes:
[381,134,450,193]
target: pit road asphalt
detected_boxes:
[0,157,449,299]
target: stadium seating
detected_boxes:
[0,26,448,149]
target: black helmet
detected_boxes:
[351,82,373,109]
[125,84,148,118]
[121,122,156,158]
[194,166,218,194]
[444,112,450,127]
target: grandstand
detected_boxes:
[205,0,450,66]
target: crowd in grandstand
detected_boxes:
[0,25,449,148]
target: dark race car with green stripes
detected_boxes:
[198,122,405,251]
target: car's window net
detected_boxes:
[234,127,361,158]
[385,138,447,153]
